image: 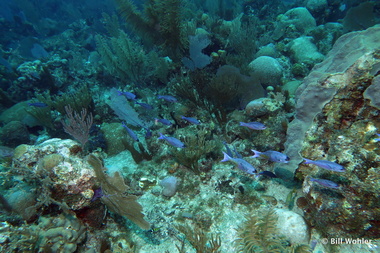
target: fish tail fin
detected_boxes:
[221,152,231,162]
[239,122,244,126]
[251,149,261,158]
[303,158,312,164]
[158,132,165,140]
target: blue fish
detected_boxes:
[135,101,153,110]
[222,141,234,158]
[157,95,177,103]
[28,102,48,107]
[122,122,139,142]
[221,152,257,175]
[222,142,242,158]
[155,118,172,126]
[117,91,136,100]
[239,122,266,130]
[374,133,380,142]
[91,187,116,201]
[91,188,104,202]
[258,171,277,178]
[251,150,289,163]
[158,133,185,148]
[310,178,340,189]
[304,158,346,172]
[145,128,152,138]
[181,115,200,125]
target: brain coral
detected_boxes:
[248,56,283,88]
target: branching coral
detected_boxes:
[33,85,93,114]
[176,224,222,253]
[96,31,153,83]
[114,0,186,60]
[171,128,218,173]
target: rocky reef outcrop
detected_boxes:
[284,25,380,239]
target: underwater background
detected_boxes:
[0,0,380,252]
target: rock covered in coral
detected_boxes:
[305,0,328,13]
[0,120,30,147]
[0,101,43,127]
[285,26,380,175]
[245,97,284,117]
[272,7,316,40]
[284,26,380,238]
[30,213,86,252]
[0,213,86,252]
[12,138,96,210]
[4,185,37,220]
[10,60,55,101]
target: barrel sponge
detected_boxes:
[248,56,283,88]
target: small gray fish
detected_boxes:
[304,158,346,172]
[239,121,266,130]
[221,152,257,175]
[310,178,340,189]
[251,149,289,163]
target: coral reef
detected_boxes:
[284,26,380,177]
[0,213,86,252]
[12,139,96,210]
[285,26,380,239]
[1,0,380,252]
